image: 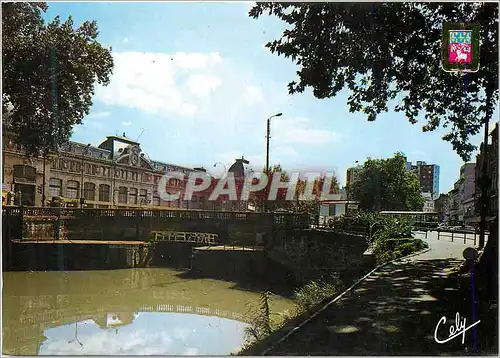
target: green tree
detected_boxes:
[288,175,340,215]
[2,2,114,157]
[351,153,424,212]
[249,166,339,213]
[249,2,498,161]
[249,164,290,212]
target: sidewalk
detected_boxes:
[264,235,497,355]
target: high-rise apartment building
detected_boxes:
[406,160,440,199]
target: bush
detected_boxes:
[332,213,415,239]
[373,237,428,264]
[240,275,342,353]
[372,217,414,240]
[293,274,341,310]
[243,292,276,343]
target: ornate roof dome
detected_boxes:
[228,157,250,178]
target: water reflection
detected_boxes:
[39,313,247,355]
[3,268,294,355]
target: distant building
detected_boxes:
[194,157,251,211]
[434,193,449,223]
[473,122,498,225]
[447,180,460,225]
[422,192,435,213]
[407,161,440,199]
[319,197,357,224]
[2,127,251,211]
[458,163,476,225]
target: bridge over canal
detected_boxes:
[3,207,309,247]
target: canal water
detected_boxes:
[2,268,295,355]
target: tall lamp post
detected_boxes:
[80,144,91,208]
[264,112,282,212]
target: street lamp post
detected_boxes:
[264,112,282,213]
[80,144,91,208]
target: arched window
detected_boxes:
[118,186,128,204]
[129,188,138,204]
[66,180,79,199]
[139,189,147,204]
[83,182,96,201]
[99,184,110,202]
[49,178,62,197]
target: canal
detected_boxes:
[2,268,295,355]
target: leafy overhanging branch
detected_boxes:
[249,2,498,161]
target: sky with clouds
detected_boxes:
[43,2,497,193]
[39,313,247,355]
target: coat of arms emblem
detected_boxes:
[449,30,472,64]
[441,23,480,73]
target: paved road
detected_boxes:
[413,230,479,260]
[264,231,494,355]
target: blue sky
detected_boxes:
[39,313,247,355]
[44,2,496,193]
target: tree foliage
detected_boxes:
[249,165,340,213]
[249,2,498,160]
[2,2,114,156]
[351,152,424,212]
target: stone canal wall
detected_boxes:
[266,229,373,283]
[8,243,150,271]
[190,247,269,281]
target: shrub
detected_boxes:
[372,217,414,240]
[293,274,341,310]
[240,275,342,353]
[373,237,428,264]
[243,292,274,343]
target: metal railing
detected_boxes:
[151,231,218,244]
[3,206,309,226]
[436,229,486,246]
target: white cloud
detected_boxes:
[85,121,104,129]
[121,121,132,127]
[122,37,129,44]
[274,145,298,159]
[186,74,222,97]
[40,328,175,355]
[88,50,342,174]
[247,1,256,11]
[87,111,111,119]
[273,117,340,145]
[95,51,223,116]
[243,85,264,105]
